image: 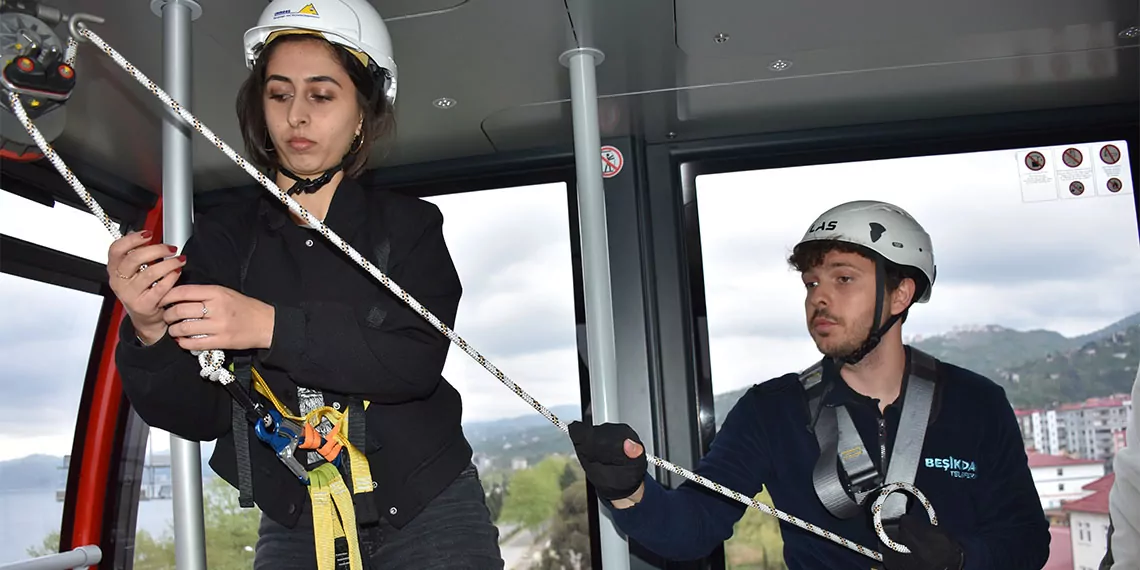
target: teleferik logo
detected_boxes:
[274,3,320,19]
[923,455,978,479]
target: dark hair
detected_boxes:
[235,34,395,178]
[788,240,927,322]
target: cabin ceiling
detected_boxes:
[8,0,1139,194]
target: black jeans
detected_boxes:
[254,464,504,569]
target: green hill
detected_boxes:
[997,324,1138,409]
[910,312,1140,381]
[712,312,1139,426]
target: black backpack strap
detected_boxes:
[231,355,255,508]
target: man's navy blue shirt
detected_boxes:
[610,347,1050,569]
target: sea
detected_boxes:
[0,488,175,565]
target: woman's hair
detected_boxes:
[235,33,395,178]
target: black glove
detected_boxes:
[879,514,964,570]
[567,421,648,501]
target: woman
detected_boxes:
[107,0,503,568]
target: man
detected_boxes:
[1104,365,1140,569]
[569,200,1051,570]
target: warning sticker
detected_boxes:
[1053,144,1094,198]
[1016,149,1056,202]
[1099,144,1121,165]
[1061,148,1084,168]
[1025,151,1046,171]
[601,145,623,179]
[1093,140,1133,196]
[1017,142,1132,202]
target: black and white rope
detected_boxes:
[6,23,946,562]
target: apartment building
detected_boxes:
[1015,394,1132,461]
[1025,451,1105,511]
[1062,473,1114,570]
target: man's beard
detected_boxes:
[811,308,870,360]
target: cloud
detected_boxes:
[694,141,1140,394]
[0,274,102,454]
[425,185,583,423]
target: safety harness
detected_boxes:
[221,219,388,570]
[802,348,940,526]
[220,356,379,570]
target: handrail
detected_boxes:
[0,546,102,570]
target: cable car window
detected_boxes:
[690,141,1137,569]
[424,182,589,569]
[0,190,115,265]
[109,182,587,569]
[0,272,104,563]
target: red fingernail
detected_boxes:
[174,268,183,275]
[141,230,153,239]
[168,245,178,253]
[178,255,186,262]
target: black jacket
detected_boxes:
[115,178,472,529]
[609,348,1051,569]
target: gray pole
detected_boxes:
[150,1,205,568]
[560,47,631,570]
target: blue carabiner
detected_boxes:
[253,409,310,485]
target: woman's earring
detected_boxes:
[349,132,363,154]
[263,130,276,154]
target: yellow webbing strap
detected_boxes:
[250,367,375,493]
[248,367,374,569]
[310,463,364,570]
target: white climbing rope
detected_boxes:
[4,22,942,562]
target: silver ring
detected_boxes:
[201,301,209,316]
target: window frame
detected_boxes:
[678,106,1139,460]
[0,159,153,565]
[636,102,1136,569]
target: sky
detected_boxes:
[1,140,1138,462]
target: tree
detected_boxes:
[536,478,591,570]
[498,456,569,530]
[26,477,259,570]
[485,479,507,523]
[559,460,582,490]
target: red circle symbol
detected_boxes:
[1025,151,1046,171]
[16,57,34,72]
[1107,178,1123,193]
[58,64,74,79]
[1100,144,1121,165]
[1061,148,1083,168]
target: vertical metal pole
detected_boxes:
[560,47,631,570]
[151,1,205,568]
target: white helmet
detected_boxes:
[243,0,398,106]
[796,200,936,303]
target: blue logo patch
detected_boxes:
[924,455,977,479]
